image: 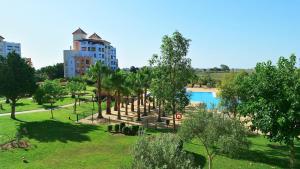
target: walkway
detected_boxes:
[0,103,74,117]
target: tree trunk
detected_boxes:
[106,95,111,114]
[172,102,176,131]
[121,99,124,108]
[152,97,155,109]
[51,102,54,119]
[141,92,144,105]
[162,101,166,117]
[10,99,16,119]
[74,97,77,114]
[131,97,135,112]
[143,88,147,116]
[97,79,103,118]
[125,96,129,115]
[157,101,162,122]
[78,94,81,106]
[208,155,213,169]
[117,91,121,120]
[114,93,118,111]
[137,94,141,121]
[148,100,151,114]
[290,141,295,169]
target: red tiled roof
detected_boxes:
[0,35,4,40]
[72,28,87,35]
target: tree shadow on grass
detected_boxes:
[18,120,98,143]
[15,102,30,107]
[42,105,59,110]
[231,142,300,168]
[187,151,206,168]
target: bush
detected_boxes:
[33,87,45,105]
[107,125,113,132]
[114,124,120,133]
[131,125,140,136]
[120,122,126,131]
[122,126,131,135]
[166,119,170,126]
[130,134,200,169]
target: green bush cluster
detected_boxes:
[108,123,140,136]
[107,125,113,132]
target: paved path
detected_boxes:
[0,103,74,117]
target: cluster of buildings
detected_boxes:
[0,36,21,57]
[1,28,118,77]
[63,28,118,78]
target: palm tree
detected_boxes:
[111,70,126,120]
[132,72,144,121]
[102,71,114,114]
[87,61,110,118]
[140,67,152,116]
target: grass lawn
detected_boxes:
[0,103,299,169]
[0,97,74,114]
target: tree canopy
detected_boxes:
[150,31,194,130]
[0,52,36,119]
[179,108,249,169]
[237,54,300,168]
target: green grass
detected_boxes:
[0,103,299,169]
[197,72,231,82]
[0,97,74,114]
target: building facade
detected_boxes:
[64,28,118,78]
[0,35,21,57]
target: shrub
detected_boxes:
[122,126,131,135]
[131,125,140,136]
[107,125,113,132]
[130,134,200,169]
[33,87,45,105]
[114,124,120,133]
[120,122,126,131]
[165,119,170,126]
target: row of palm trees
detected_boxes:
[87,61,158,121]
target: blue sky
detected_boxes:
[1,0,299,69]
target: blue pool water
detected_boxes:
[189,92,220,109]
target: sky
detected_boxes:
[1,0,300,69]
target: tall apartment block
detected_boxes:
[64,28,118,78]
[0,35,21,57]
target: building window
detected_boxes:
[86,60,90,64]
[102,54,104,58]
[81,47,87,51]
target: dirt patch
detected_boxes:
[0,139,30,150]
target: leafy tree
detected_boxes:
[40,80,65,118]
[33,87,46,105]
[237,54,300,168]
[87,61,110,118]
[35,63,64,80]
[218,72,247,118]
[220,64,230,72]
[150,31,194,130]
[179,109,249,169]
[149,62,166,122]
[0,52,36,119]
[130,133,200,169]
[67,80,86,113]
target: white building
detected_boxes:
[64,28,118,78]
[0,35,21,57]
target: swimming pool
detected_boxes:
[188,92,220,109]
